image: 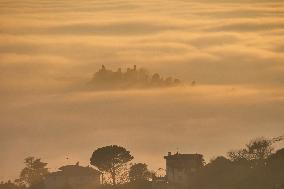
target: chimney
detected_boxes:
[168,152,172,156]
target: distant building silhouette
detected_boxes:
[164,152,204,189]
[89,65,181,90]
[44,163,101,189]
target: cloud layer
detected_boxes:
[1,0,284,89]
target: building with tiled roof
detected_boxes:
[44,162,101,189]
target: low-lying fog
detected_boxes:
[1,85,284,180]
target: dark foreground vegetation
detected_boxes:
[1,136,283,189]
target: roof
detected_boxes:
[164,153,203,160]
[48,164,101,178]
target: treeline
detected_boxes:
[191,136,284,189]
[89,65,181,90]
[1,136,283,189]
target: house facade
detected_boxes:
[164,152,204,189]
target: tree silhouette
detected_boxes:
[227,149,249,162]
[90,145,133,186]
[129,163,151,182]
[15,157,49,187]
[227,137,275,163]
[246,137,273,161]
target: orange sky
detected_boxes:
[0,0,284,181]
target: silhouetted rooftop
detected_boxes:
[164,153,203,160]
[49,163,101,178]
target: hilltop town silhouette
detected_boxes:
[1,136,283,189]
[88,65,181,90]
